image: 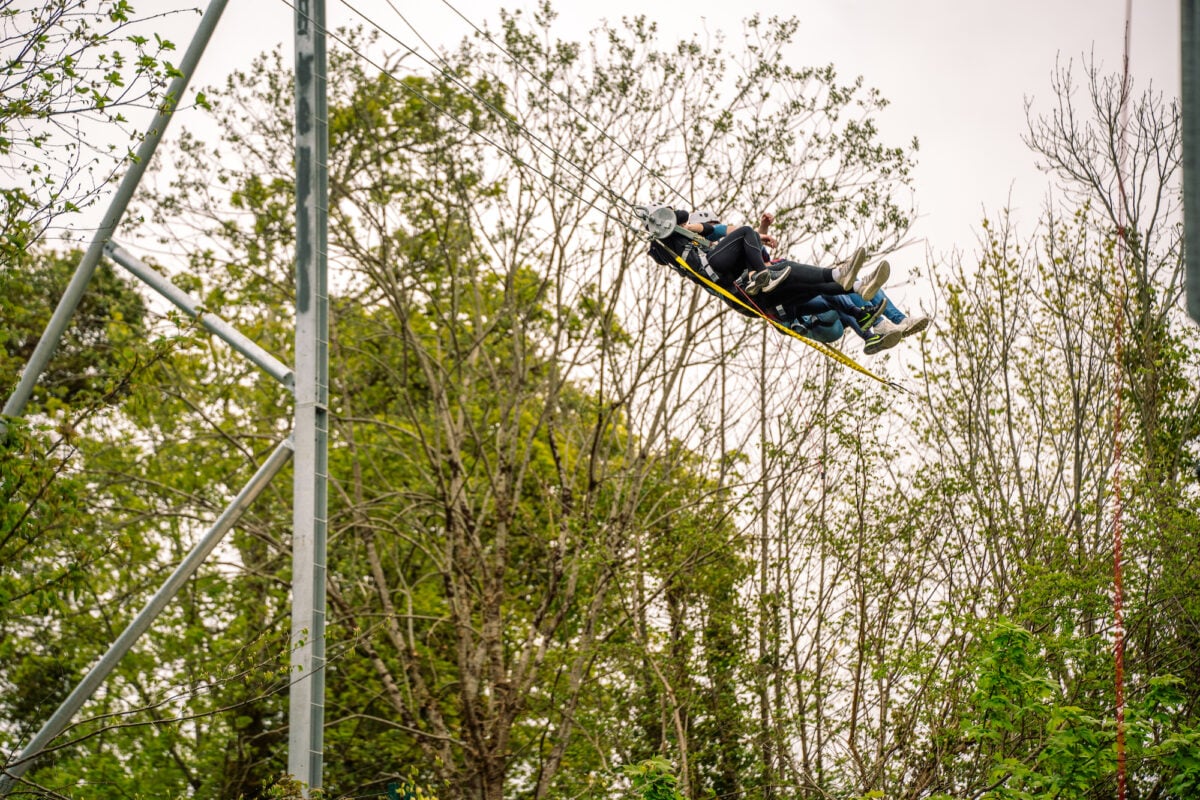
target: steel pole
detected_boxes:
[1183,0,1200,324]
[288,0,329,793]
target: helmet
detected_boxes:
[688,210,720,225]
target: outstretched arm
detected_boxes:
[757,213,778,249]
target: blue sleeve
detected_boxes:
[708,223,729,241]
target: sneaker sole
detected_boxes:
[743,270,770,295]
[863,328,903,355]
[762,264,791,293]
[837,247,867,291]
[858,260,890,301]
[901,316,930,338]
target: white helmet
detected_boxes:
[688,210,720,225]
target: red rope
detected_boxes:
[1113,3,1133,799]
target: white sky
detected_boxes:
[134,0,1180,257]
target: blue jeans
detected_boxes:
[787,291,905,342]
[789,309,843,342]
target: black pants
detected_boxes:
[761,259,847,305]
[686,226,847,310]
[705,226,769,280]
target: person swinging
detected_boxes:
[645,207,888,310]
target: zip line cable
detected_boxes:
[346,2,906,390]
[429,0,694,210]
[278,0,646,239]
[353,0,634,215]
[283,0,900,386]
[334,0,649,228]
[1112,2,1132,798]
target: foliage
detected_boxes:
[0,246,148,405]
[0,1,196,258]
[19,5,1200,800]
[960,622,1113,799]
[108,7,913,798]
[0,245,159,654]
[623,757,687,800]
[890,59,1200,800]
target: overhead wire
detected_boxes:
[364,0,902,388]
[359,0,631,212]
[430,0,694,210]
[278,0,646,239]
[331,0,649,235]
[285,0,897,386]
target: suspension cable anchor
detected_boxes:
[634,205,676,239]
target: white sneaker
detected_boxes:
[872,318,902,335]
[856,260,890,301]
[875,314,930,338]
[899,314,930,337]
[835,247,867,291]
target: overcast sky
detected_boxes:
[142,0,1180,259]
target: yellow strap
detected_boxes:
[663,243,899,389]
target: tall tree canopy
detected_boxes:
[4,7,916,797]
[22,6,1200,800]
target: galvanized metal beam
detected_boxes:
[105,242,296,390]
[288,0,330,793]
[0,439,294,796]
[2,0,230,421]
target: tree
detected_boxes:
[1022,58,1200,800]
[0,1,196,258]
[1,247,148,405]
[869,58,1200,798]
[0,245,231,798]
[3,3,918,798]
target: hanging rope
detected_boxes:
[1112,2,1133,799]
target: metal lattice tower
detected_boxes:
[0,1,329,794]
